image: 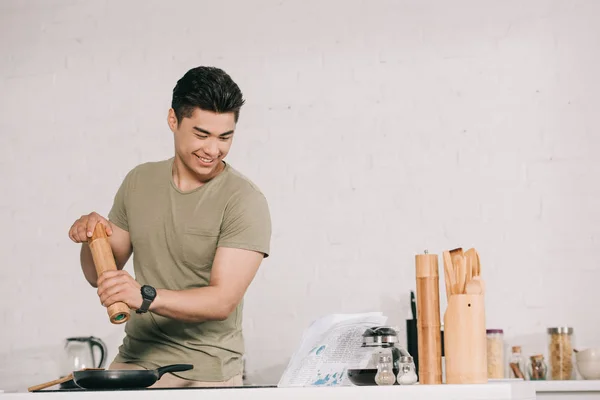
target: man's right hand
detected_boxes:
[68,212,113,243]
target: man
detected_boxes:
[68,66,271,388]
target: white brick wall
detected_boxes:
[1,0,600,391]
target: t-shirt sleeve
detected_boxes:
[218,190,272,258]
[107,169,134,232]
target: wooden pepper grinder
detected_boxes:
[88,223,130,324]
[415,250,443,384]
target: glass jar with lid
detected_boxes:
[486,329,505,379]
[508,346,526,380]
[547,327,575,380]
[527,354,547,380]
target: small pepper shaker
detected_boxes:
[375,354,396,385]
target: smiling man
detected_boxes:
[68,66,271,387]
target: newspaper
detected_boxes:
[277,312,388,387]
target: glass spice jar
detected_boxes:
[486,329,505,379]
[527,354,547,380]
[547,327,575,380]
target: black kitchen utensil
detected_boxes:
[72,364,193,389]
[406,290,420,378]
[410,290,416,319]
[29,364,194,391]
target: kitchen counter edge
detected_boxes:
[0,381,536,400]
[533,380,600,392]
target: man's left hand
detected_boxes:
[96,270,142,310]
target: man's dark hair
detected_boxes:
[171,66,245,124]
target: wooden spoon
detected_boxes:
[464,248,475,281]
[466,248,481,277]
[454,254,467,294]
[28,368,104,392]
[28,373,74,392]
[465,276,485,295]
[449,247,464,271]
[443,250,456,299]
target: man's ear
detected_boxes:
[167,108,178,132]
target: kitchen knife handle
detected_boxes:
[88,223,130,324]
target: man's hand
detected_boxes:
[96,270,143,310]
[68,212,113,243]
[69,212,133,287]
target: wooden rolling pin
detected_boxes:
[88,223,130,324]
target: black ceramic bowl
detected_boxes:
[347,368,399,386]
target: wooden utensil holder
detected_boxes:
[443,293,487,384]
[88,224,130,324]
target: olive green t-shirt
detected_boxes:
[107,158,271,381]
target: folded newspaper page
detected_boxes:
[277,312,388,387]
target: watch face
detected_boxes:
[142,285,156,298]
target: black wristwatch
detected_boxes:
[136,285,157,314]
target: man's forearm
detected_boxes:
[149,287,235,323]
[80,243,99,287]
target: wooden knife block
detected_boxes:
[443,294,487,384]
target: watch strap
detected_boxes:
[136,297,153,314]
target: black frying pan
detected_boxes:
[72,364,194,389]
[29,363,194,391]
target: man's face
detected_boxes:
[168,107,236,181]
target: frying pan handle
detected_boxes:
[156,364,194,378]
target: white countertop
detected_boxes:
[533,380,600,392]
[0,381,536,400]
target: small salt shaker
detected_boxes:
[397,355,418,385]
